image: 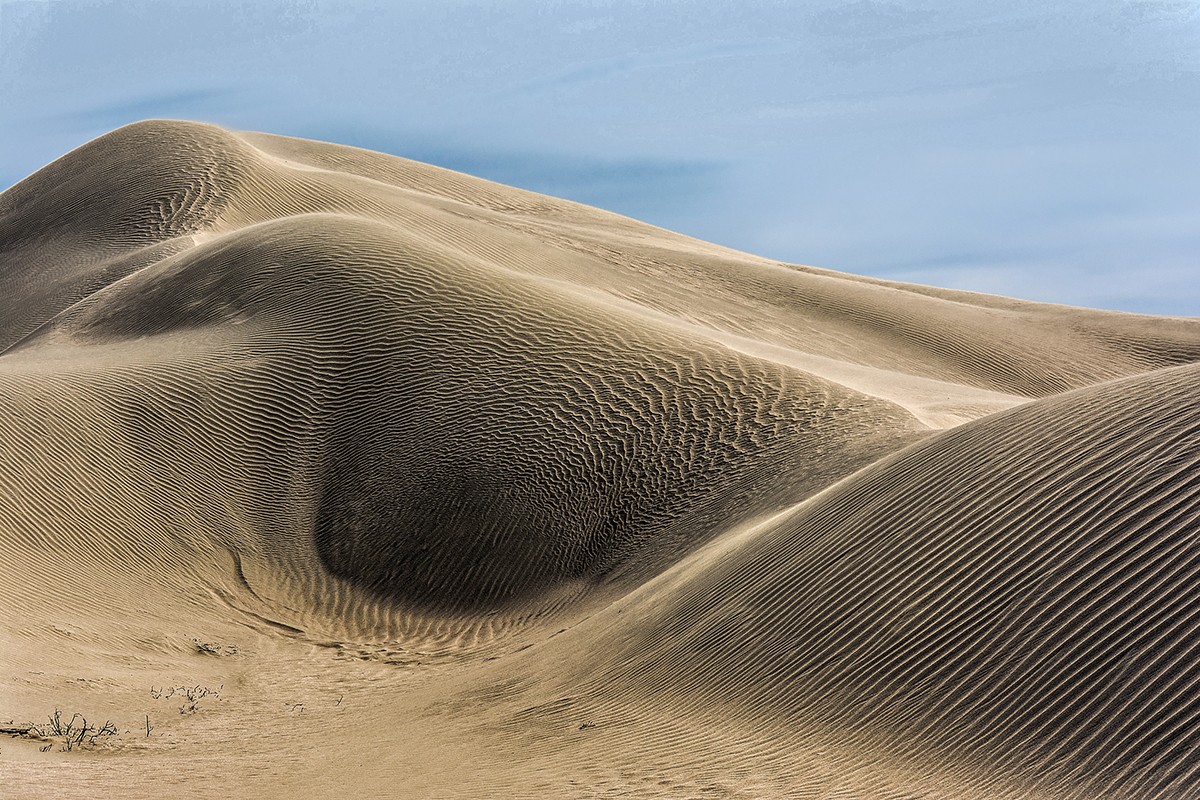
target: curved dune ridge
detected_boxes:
[1,120,1199,798]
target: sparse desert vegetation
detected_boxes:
[2,710,120,753]
[150,683,224,715]
[192,638,239,656]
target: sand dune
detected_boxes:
[2,120,1199,798]
[492,362,1200,798]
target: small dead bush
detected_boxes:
[27,709,119,751]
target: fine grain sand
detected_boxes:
[2,120,1199,799]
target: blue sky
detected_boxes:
[2,0,1197,314]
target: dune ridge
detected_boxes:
[2,120,1199,798]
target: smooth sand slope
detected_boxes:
[1,120,1198,798]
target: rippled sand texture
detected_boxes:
[3,121,1199,799]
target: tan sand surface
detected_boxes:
[2,120,1198,798]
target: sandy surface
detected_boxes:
[2,120,1199,798]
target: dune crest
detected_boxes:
[2,120,1198,798]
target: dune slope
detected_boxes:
[489,361,1200,799]
[1,120,1199,799]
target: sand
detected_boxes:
[1,120,1198,799]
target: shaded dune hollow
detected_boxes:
[2,120,1200,798]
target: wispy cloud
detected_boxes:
[46,87,244,132]
[516,38,794,95]
[758,82,998,122]
[290,122,729,222]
